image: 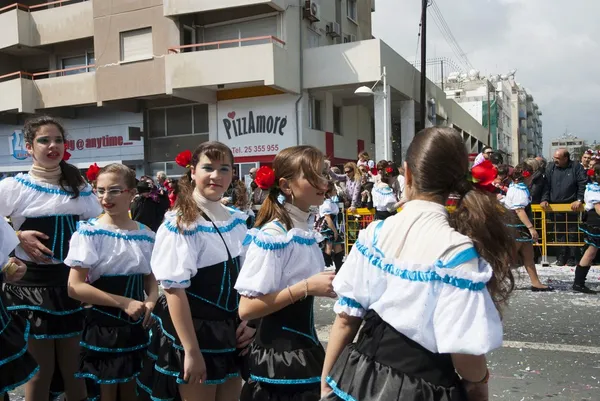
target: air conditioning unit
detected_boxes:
[326,22,341,38]
[343,34,356,43]
[304,0,320,22]
[371,0,376,12]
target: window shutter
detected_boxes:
[120,28,153,62]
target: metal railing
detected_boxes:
[0,0,85,14]
[0,65,95,83]
[168,35,286,53]
[344,204,587,264]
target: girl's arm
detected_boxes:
[67,267,145,318]
[324,215,339,240]
[350,181,362,208]
[451,354,488,381]
[164,288,200,352]
[143,273,160,327]
[594,203,600,215]
[321,314,362,395]
[515,208,538,241]
[329,169,347,183]
[239,272,335,321]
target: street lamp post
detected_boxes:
[354,66,391,161]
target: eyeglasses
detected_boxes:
[344,170,352,174]
[484,151,493,155]
[96,188,131,197]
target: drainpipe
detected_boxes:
[294,0,304,146]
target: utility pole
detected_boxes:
[419,0,428,131]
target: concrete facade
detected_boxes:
[0,0,489,175]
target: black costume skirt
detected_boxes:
[374,210,394,221]
[137,295,240,401]
[581,211,600,248]
[2,262,84,339]
[322,311,467,401]
[0,302,39,395]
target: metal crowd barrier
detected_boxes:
[345,204,586,265]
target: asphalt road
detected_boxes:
[8,265,600,401]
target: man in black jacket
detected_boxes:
[541,149,587,266]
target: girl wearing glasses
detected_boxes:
[65,164,159,401]
[0,116,102,401]
[328,162,362,213]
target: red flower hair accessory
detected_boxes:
[522,170,531,178]
[587,169,595,177]
[586,149,594,155]
[385,167,393,174]
[254,166,276,190]
[86,163,100,182]
[62,144,71,161]
[175,150,193,168]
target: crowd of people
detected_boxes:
[1,116,600,401]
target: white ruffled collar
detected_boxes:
[284,203,311,231]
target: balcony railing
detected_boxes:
[168,35,286,53]
[0,0,86,15]
[0,65,95,81]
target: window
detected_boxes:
[148,105,210,138]
[309,97,322,131]
[120,28,153,63]
[61,51,94,75]
[347,0,358,23]
[333,106,342,135]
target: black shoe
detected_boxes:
[531,285,555,292]
[573,284,598,294]
[567,258,577,267]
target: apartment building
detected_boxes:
[550,134,585,161]
[0,0,489,177]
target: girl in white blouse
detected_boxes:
[66,164,159,401]
[321,127,516,401]
[235,146,336,401]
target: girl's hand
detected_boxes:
[529,227,539,242]
[321,382,333,398]
[183,348,207,385]
[347,207,357,214]
[307,272,336,298]
[142,300,156,328]
[2,257,27,282]
[122,299,146,320]
[463,381,489,401]
[18,230,52,263]
[236,320,256,355]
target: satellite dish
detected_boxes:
[508,69,517,76]
[500,74,508,80]
[459,72,468,80]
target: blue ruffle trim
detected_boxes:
[0,320,30,367]
[250,374,321,385]
[242,233,318,249]
[586,183,600,192]
[325,376,357,401]
[31,330,83,340]
[15,175,93,197]
[75,225,155,243]
[0,365,40,395]
[580,227,600,237]
[74,371,139,384]
[163,217,247,236]
[336,297,364,311]
[7,304,83,315]
[354,241,486,291]
[80,339,150,353]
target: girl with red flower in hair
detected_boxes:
[0,116,102,400]
[234,146,336,401]
[503,163,553,292]
[138,141,255,401]
[371,160,400,220]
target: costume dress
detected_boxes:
[137,204,247,401]
[235,203,326,401]
[503,182,534,243]
[580,182,600,247]
[372,183,397,220]
[0,217,39,395]
[315,199,344,247]
[63,218,155,398]
[323,200,502,401]
[0,173,102,340]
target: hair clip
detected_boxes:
[587,169,595,177]
[385,167,393,174]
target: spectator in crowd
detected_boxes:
[250,180,268,207]
[167,179,178,209]
[156,170,167,191]
[472,146,493,167]
[357,151,375,173]
[581,149,593,171]
[490,151,504,166]
[541,148,588,266]
[131,179,170,232]
[328,161,362,213]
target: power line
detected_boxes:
[428,0,474,71]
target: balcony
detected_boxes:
[164,0,286,17]
[0,65,96,113]
[0,0,92,51]
[165,36,299,95]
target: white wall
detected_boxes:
[459,101,483,123]
[1,107,144,173]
